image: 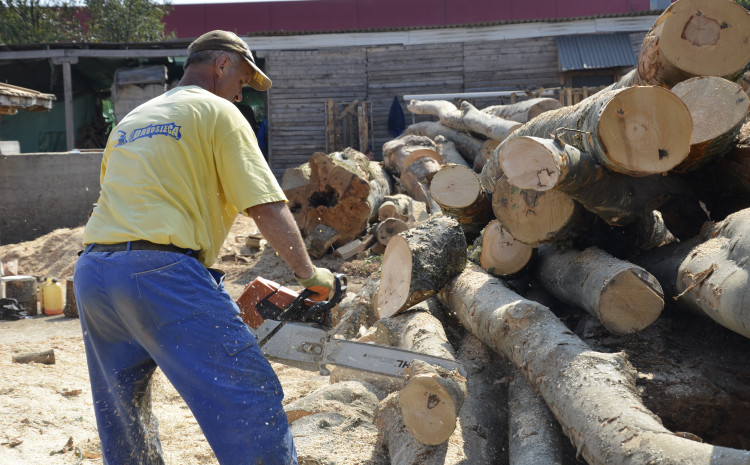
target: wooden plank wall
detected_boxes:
[265,47,367,177]
[264,33,645,178]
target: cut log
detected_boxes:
[509,371,567,465]
[13,348,55,365]
[534,245,664,335]
[403,121,485,166]
[304,224,341,259]
[376,216,467,319]
[377,194,428,224]
[285,380,383,424]
[472,219,534,276]
[498,135,695,226]
[399,156,442,203]
[63,276,77,318]
[375,217,410,247]
[429,164,494,241]
[407,99,522,142]
[285,149,391,246]
[670,76,749,173]
[382,134,439,177]
[506,86,693,176]
[473,139,500,174]
[481,97,563,123]
[3,275,38,316]
[439,264,750,465]
[638,0,750,88]
[433,136,469,168]
[634,207,750,340]
[491,174,580,246]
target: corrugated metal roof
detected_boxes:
[0,82,56,114]
[555,32,636,71]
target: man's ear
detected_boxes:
[214,53,231,78]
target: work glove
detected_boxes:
[295,266,335,301]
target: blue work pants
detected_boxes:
[74,248,297,465]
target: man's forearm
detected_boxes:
[246,201,315,279]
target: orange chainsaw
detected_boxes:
[235,274,465,378]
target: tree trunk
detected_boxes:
[472,219,534,276]
[284,149,391,246]
[637,0,750,88]
[407,99,522,142]
[403,121,484,167]
[509,371,568,465]
[498,135,695,226]
[439,264,750,465]
[12,348,55,365]
[507,86,692,176]
[376,216,467,319]
[429,164,494,242]
[534,245,664,335]
[482,97,563,123]
[634,207,750,340]
[670,76,749,173]
[400,156,442,203]
[473,139,500,174]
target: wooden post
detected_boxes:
[52,57,78,151]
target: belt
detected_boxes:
[86,240,198,256]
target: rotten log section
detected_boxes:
[440,264,750,465]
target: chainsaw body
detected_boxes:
[235,274,466,378]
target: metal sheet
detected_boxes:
[555,32,636,71]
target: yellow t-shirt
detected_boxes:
[83,86,286,266]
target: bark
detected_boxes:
[63,276,77,318]
[12,348,55,365]
[637,0,750,88]
[3,276,38,316]
[498,135,695,226]
[433,136,470,168]
[400,156,442,203]
[473,139,500,174]
[378,194,428,224]
[670,76,749,173]
[408,99,522,142]
[482,97,563,123]
[439,264,750,465]
[376,216,467,319]
[635,207,750,340]
[374,217,410,247]
[534,245,664,335]
[382,134,439,177]
[403,121,484,166]
[507,86,692,176]
[304,224,341,259]
[285,149,391,246]
[429,164,494,242]
[472,219,534,276]
[509,371,567,465]
[329,290,377,339]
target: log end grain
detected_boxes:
[430,164,483,209]
[599,270,665,335]
[479,220,534,276]
[598,86,692,176]
[499,136,560,191]
[660,0,750,79]
[376,236,412,319]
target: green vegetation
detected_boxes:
[0,0,174,44]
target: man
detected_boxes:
[74,30,334,465]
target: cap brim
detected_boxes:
[243,56,272,91]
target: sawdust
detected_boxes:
[0,216,382,465]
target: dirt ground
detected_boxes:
[0,215,382,465]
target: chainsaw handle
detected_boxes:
[277,274,347,327]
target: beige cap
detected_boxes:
[188,30,272,91]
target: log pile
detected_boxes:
[279,0,750,462]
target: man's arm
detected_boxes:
[245,201,315,279]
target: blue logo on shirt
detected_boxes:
[115,122,182,147]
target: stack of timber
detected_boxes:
[278,1,750,462]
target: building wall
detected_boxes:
[0,152,102,244]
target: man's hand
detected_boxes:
[295,266,335,301]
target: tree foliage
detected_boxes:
[736,0,750,10]
[0,0,174,44]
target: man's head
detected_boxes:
[186,30,271,92]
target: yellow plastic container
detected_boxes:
[42,278,64,316]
